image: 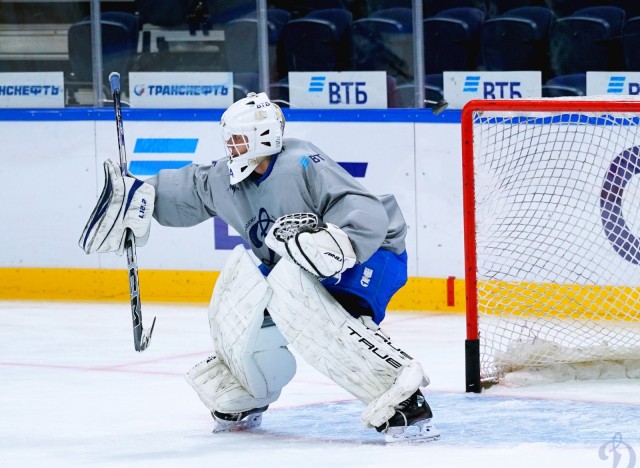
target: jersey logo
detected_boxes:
[360,267,373,287]
[248,207,275,250]
[300,154,325,168]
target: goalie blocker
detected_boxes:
[79,159,154,255]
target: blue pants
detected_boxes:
[320,249,408,324]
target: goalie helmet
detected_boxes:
[220,92,285,184]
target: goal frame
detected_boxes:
[461,98,640,393]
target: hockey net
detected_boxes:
[462,98,640,391]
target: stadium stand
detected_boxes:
[424,7,485,74]
[481,6,555,80]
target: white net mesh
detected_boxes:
[468,100,640,384]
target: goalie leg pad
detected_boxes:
[185,355,281,413]
[266,259,429,428]
[207,245,296,403]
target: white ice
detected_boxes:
[1,302,638,468]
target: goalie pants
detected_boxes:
[319,249,408,324]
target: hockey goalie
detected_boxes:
[79,92,438,443]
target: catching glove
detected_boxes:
[266,213,357,278]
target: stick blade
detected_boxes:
[137,316,157,352]
[430,99,449,116]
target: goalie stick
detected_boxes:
[109,72,156,352]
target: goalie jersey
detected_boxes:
[147,138,407,269]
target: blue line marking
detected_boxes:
[133,138,198,153]
[129,160,192,176]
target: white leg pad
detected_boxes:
[185,355,281,413]
[186,245,296,413]
[266,259,429,428]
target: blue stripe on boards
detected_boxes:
[128,160,192,176]
[133,138,198,153]
[0,108,461,123]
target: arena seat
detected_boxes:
[280,8,352,72]
[223,9,290,75]
[423,7,485,74]
[67,12,139,103]
[622,16,640,70]
[351,7,413,83]
[481,6,555,80]
[549,6,626,76]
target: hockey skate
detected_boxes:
[376,390,440,443]
[211,406,268,433]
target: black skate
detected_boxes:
[211,406,268,433]
[376,390,440,443]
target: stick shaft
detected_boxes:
[108,72,146,351]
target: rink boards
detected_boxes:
[1,107,638,312]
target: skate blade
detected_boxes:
[212,413,262,433]
[384,420,440,444]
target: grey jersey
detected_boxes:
[147,138,407,268]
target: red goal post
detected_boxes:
[462,98,640,393]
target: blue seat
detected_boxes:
[223,9,291,74]
[306,8,353,35]
[68,14,139,83]
[280,9,352,73]
[481,7,555,79]
[623,16,640,70]
[489,0,548,16]
[424,0,487,18]
[67,13,140,103]
[542,73,586,97]
[549,6,626,76]
[369,7,413,28]
[610,0,640,19]
[101,12,140,46]
[351,7,413,82]
[423,7,485,74]
[367,0,412,12]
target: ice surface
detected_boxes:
[1,302,638,468]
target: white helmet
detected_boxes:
[220,92,285,184]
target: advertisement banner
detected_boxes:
[129,72,234,108]
[444,71,541,109]
[0,72,64,108]
[288,71,387,108]
[587,72,640,96]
